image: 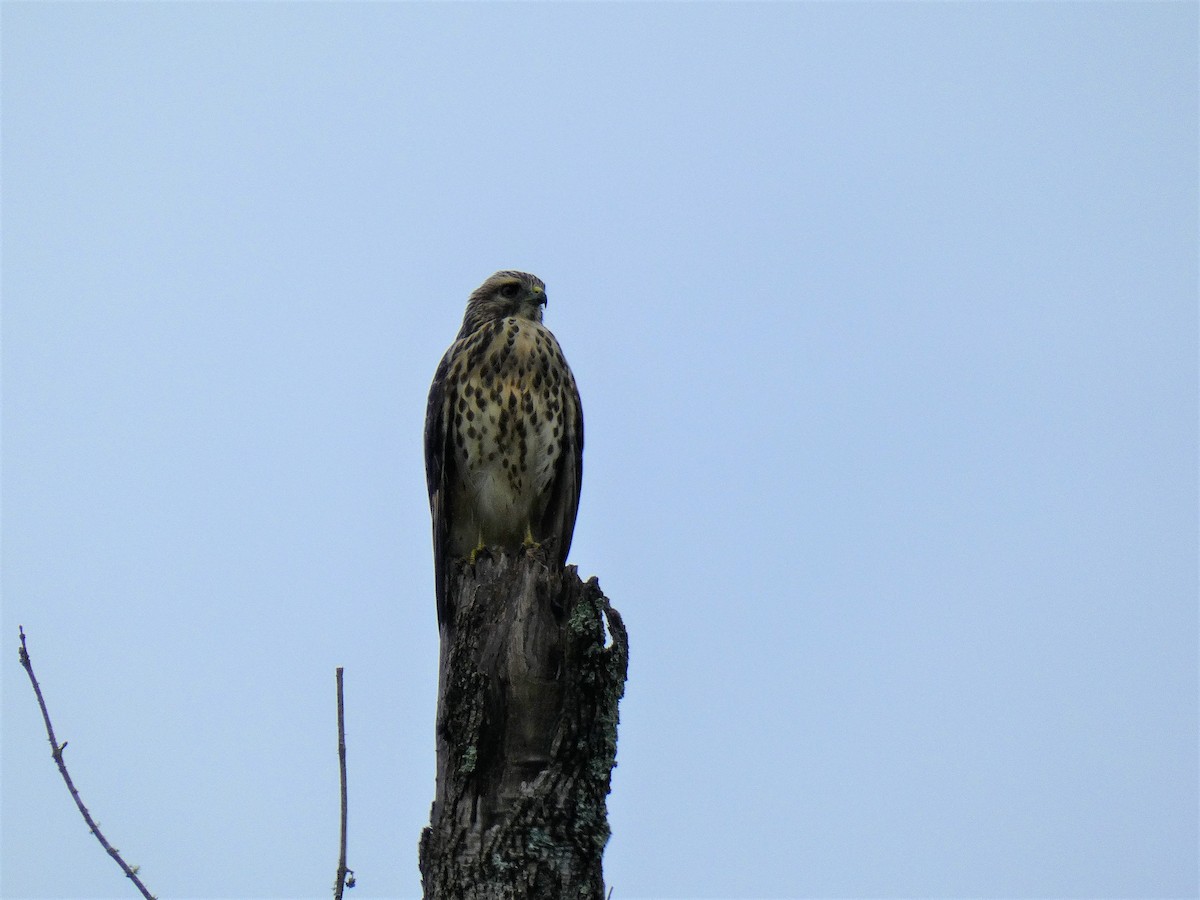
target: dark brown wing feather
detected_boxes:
[424,348,455,627]
[538,374,584,568]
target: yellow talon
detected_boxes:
[468,534,486,564]
[522,525,541,551]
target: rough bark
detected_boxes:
[419,547,628,900]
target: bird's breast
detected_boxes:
[447,318,572,534]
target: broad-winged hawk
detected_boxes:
[424,271,584,626]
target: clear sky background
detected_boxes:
[2,3,1196,899]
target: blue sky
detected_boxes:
[2,3,1196,899]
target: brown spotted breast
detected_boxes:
[443,315,577,557]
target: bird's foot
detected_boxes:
[521,526,542,553]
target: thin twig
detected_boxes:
[333,666,353,898]
[17,626,156,900]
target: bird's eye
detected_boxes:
[498,283,520,299]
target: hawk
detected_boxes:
[424,271,584,627]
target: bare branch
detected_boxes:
[17,626,157,900]
[333,666,353,899]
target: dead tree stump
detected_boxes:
[418,547,628,900]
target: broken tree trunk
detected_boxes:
[419,547,628,900]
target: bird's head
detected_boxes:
[458,271,547,337]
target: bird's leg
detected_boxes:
[467,530,486,564]
[522,524,541,552]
